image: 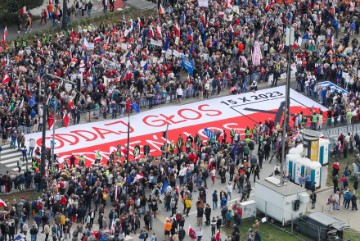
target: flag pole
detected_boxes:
[51,97,57,168]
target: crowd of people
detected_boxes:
[0,121,286,241]
[0,0,360,240]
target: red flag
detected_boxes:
[20,6,26,17]
[215,231,220,241]
[63,113,70,127]
[48,113,54,130]
[2,26,7,45]
[70,29,75,42]
[2,74,10,86]
[188,225,196,239]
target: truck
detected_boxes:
[255,176,309,224]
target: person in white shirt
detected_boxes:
[226,182,232,199]
[176,85,183,103]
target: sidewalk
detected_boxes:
[6,0,121,42]
[307,187,360,232]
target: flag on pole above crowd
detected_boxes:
[2,26,7,45]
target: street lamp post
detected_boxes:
[62,0,68,31]
[281,27,294,185]
[39,73,75,192]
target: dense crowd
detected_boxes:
[0,0,360,240]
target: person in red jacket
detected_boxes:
[40,9,48,25]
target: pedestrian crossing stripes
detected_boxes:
[0,145,32,172]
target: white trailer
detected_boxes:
[255,176,309,225]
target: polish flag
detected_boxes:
[149,27,154,38]
[2,74,10,86]
[159,4,165,15]
[0,199,7,207]
[201,14,206,25]
[138,17,143,29]
[47,113,55,130]
[2,26,7,45]
[63,113,70,128]
[156,26,162,37]
[93,36,101,43]
[20,6,26,16]
[174,24,181,37]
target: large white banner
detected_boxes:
[26,87,327,166]
[198,0,209,7]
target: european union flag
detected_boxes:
[131,102,140,113]
[161,180,169,194]
[29,95,37,107]
[126,51,131,58]
[181,56,194,75]
[164,35,170,51]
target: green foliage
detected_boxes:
[0,0,44,14]
[0,0,44,26]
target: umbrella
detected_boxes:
[0,199,7,207]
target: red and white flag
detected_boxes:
[149,27,154,38]
[63,113,70,127]
[159,4,165,15]
[20,6,27,16]
[0,199,7,207]
[93,36,101,43]
[138,17,143,31]
[2,74,10,86]
[156,26,162,37]
[2,26,7,45]
[174,24,181,37]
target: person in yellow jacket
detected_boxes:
[185,198,192,217]
[95,149,102,164]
